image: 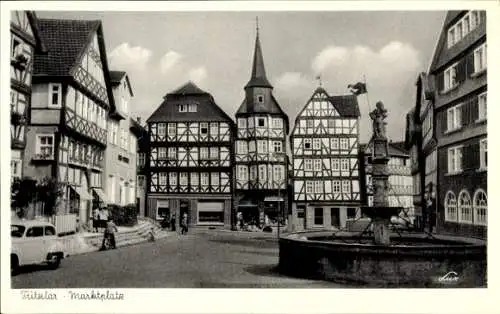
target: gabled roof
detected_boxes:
[329,94,361,117]
[109,70,134,97]
[429,10,486,73]
[33,18,100,77]
[147,82,234,124]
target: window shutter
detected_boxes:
[437,73,444,91]
[466,52,474,77]
[440,110,448,134]
[470,142,480,169]
[461,102,469,126]
[456,59,466,83]
[440,149,448,174]
[462,144,472,170]
[470,95,479,122]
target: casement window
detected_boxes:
[11,158,22,179]
[190,173,199,187]
[332,180,341,193]
[314,181,322,194]
[167,147,176,160]
[474,43,487,73]
[331,138,339,150]
[209,147,218,160]
[306,181,313,193]
[340,138,348,150]
[169,173,177,186]
[256,94,264,104]
[82,97,89,120]
[36,134,54,158]
[272,118,282,128]
[249,166,257,181]
[248,141,256,152]
[257,117,266,127]
[237,141,248,154]
[458,190,473,224]
[312,139,321,150]
[178,104,187,112]
[443,63,458,91]
[305,159,313,171]
[340,158,349,171]
[274,166,283,182]
[158,147,167,160]
[48,83,62,108]
[201,173,209,186]
[167,123,176,137]
[200,147,209,160]
[273,141,282,153]
[159,173,167,186]
[188,103,197,112]
[423,109,433,138]
[258,165,267,181]
[304,139,312,149]
[138,153,145,166]
[447,146,463,174]
[314,208,324,225]
[447,104,462,132]
[238,166,248,181]
[158,123,166,136]
[179,172,188,186]
[137,175,145,188]
[247,117,254,128]
[238,118,246,128]
[445,191,458,222]
[342,180,351,194]
[477,92,487,121]
[210,123,218,137]
[200,123,208,135]
[425,150,437,175]
[480,138,487,170]
[473,189,487,225]
[332,159,340,171]
[313,159,322,171]
[211,173,219,186]
[447,11,481,48]
[258,140,268,153]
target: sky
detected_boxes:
[37,11,445,143]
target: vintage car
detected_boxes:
[11,220,65,275]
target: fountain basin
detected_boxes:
[279,231,486,287]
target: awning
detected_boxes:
[70,185,92,200]
[92,188,108,204]
[264,196,284,202]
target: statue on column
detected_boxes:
[369,101,388,140]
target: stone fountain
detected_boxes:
[278,101,486,287]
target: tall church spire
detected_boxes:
[245,17,273,89]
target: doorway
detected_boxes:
[180,200,189,225]
[330,207,340,228]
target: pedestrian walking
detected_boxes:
[101,218,118,250]
[93,207,100,233]
[170,213,176,232]
[181,213,188,235]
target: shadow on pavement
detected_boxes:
[209,238,278,249]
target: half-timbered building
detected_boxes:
[10,11,45,181]
[429,10,487,238]
[405,108,423,230]
[135,118,148,217]
[104,71,138,209]
[290,87,361,231]
[360,141,414,224]
[234,27,289,228]
[25,18,115,223]
[146,82,234,228]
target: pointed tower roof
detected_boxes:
[245,20,273,89]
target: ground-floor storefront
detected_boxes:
[147,194,232,229]
[234,191,288,230]
[289,202,364,232]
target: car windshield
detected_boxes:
[11,225,26,238]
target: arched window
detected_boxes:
[473,189,487,226]
[444,191,457,222]
[458,190,472,223]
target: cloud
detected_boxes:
[312,45,349,74]
[160,50,183,74]
[108,43,152,70]
[188,66,207,84]
[275,72,310,91]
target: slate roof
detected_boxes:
[147,82,233,124]
[33,18,100,77]
[245,32,272,89]
[329,95,361,117]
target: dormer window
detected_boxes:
[179,104,187,112]
[188,103,198,112]
[447,11,481,48]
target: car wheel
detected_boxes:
[48,254,61,270]
[11,255,19,276]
